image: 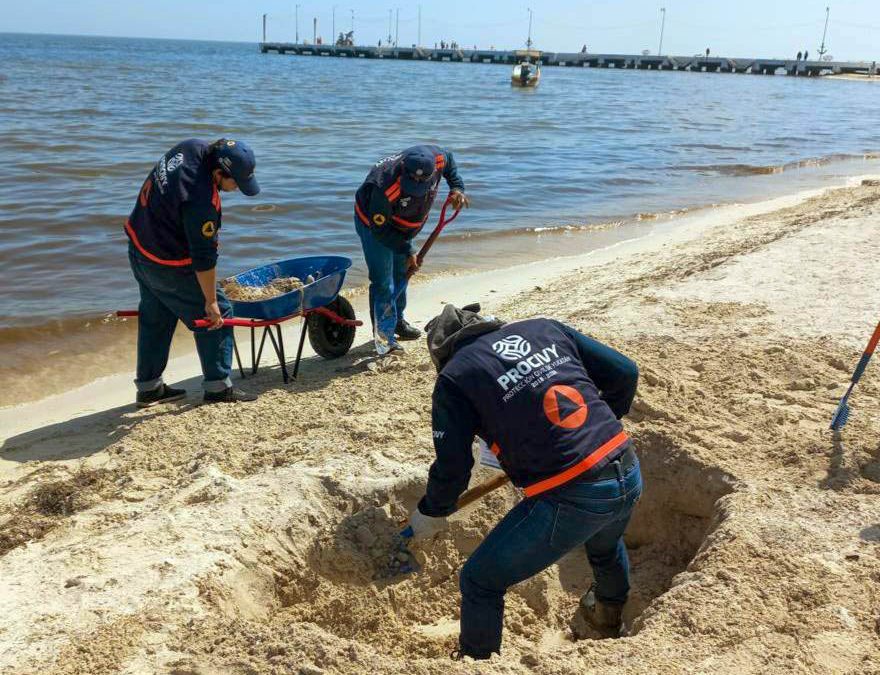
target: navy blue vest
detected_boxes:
[125,139,221,266]
[355,144,446,235]
[441,319,628,495]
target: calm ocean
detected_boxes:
[1,32,879,402]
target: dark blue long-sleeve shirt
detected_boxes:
[418,321,638,517]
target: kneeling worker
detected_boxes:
[354,145,469,354]
[125,138,260,406]
[405,304,642,659]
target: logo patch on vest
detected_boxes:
[372,213,386,226]
[492,335,532,361]
[543,385,589,429]
[201,220,216,238]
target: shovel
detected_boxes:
[388,472,510,576]
[391,194,462,305]
[830,318,880,430]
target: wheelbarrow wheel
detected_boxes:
[307,296,357,359]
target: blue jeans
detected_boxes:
[128,246,233,393]
[355,216,408,352]
[459,456,643,658]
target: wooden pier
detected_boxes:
[260,43,876,77]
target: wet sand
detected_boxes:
[1,177,879,674]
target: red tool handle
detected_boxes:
[192,307,362,329]
[193,317,280,328]
[407,194,462,280]
[866,320,880,356]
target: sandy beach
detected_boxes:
[2,176,879,674]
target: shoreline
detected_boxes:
[3,161,880,410]
[1,176,879,673]
[0,175,872,448]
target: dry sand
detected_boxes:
[1,178,880,674]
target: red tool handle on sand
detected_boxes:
[406,194,462,280]
[850,319,880,385]
[866,320,880,357]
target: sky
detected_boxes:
[3,0,879,61]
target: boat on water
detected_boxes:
[511,60,541,87]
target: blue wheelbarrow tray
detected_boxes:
[225,255,353,320]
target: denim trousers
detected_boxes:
[354,216,408,350]
[128,245,233,393]
[458,456,643,658]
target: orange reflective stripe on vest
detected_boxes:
[391,214,426,230]
[522,431,630,498]
[355,201,370,226]
[385,178,401,202]
[435,154,445,171]
[124,220,193,267]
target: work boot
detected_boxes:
[203,387,257,404]
[136,383,186,408]
[571,584,624,639]
[395,319,422,341]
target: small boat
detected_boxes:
[511,60,540,87]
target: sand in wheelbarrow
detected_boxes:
[221,276,305,301]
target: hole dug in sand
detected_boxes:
[197,439,734,667]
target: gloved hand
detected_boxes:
[449,190,470,210]
[404,507,448,541]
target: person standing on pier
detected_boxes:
[125,138,261,406]
[354,145,469,354]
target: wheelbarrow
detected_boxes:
[120,255,362,384]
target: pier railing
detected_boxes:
[259,43,876,77]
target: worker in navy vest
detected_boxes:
[354,145,469,354]
[125,138,260,407]
[404,304,642,659]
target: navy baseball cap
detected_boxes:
[400,147,436,197]
[215,139,260,196]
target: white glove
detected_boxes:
[406,508,448,541]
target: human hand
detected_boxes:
[407,254,421,274]
[404,507,448,541]
[449,190,470,210]
[204,300,223,330]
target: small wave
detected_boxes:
[673,153,875,176]
[251,204,278,212]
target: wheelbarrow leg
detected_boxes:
[255,326,270,375]
[276,324,290,383]
[293,317,309,380]
[250,324,257,375]
[232,330,246,379]
[264,324,289,383]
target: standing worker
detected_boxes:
[404,304,642,659]
[354,146,469,354]
[125,138,261,406]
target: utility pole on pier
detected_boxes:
[658,7,666,56]
[332,6,336,43]
[817,6,830,61]
[313,17,317,44]
[262,13,267,43]
[388,9,393,45]
[395,8,399,47]
[351,9,355,35]
[295,4,300,43]
[418,5,422,46]
[526,8,533,49]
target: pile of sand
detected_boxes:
[1,183,879,674]
[221,276,305,302]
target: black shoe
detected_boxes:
[136,384,186,408]
[572,583,624,639]
[395,319,422,341]
[203,387,257,404]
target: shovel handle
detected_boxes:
[406,195,462,280]
[455,473,511,510]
